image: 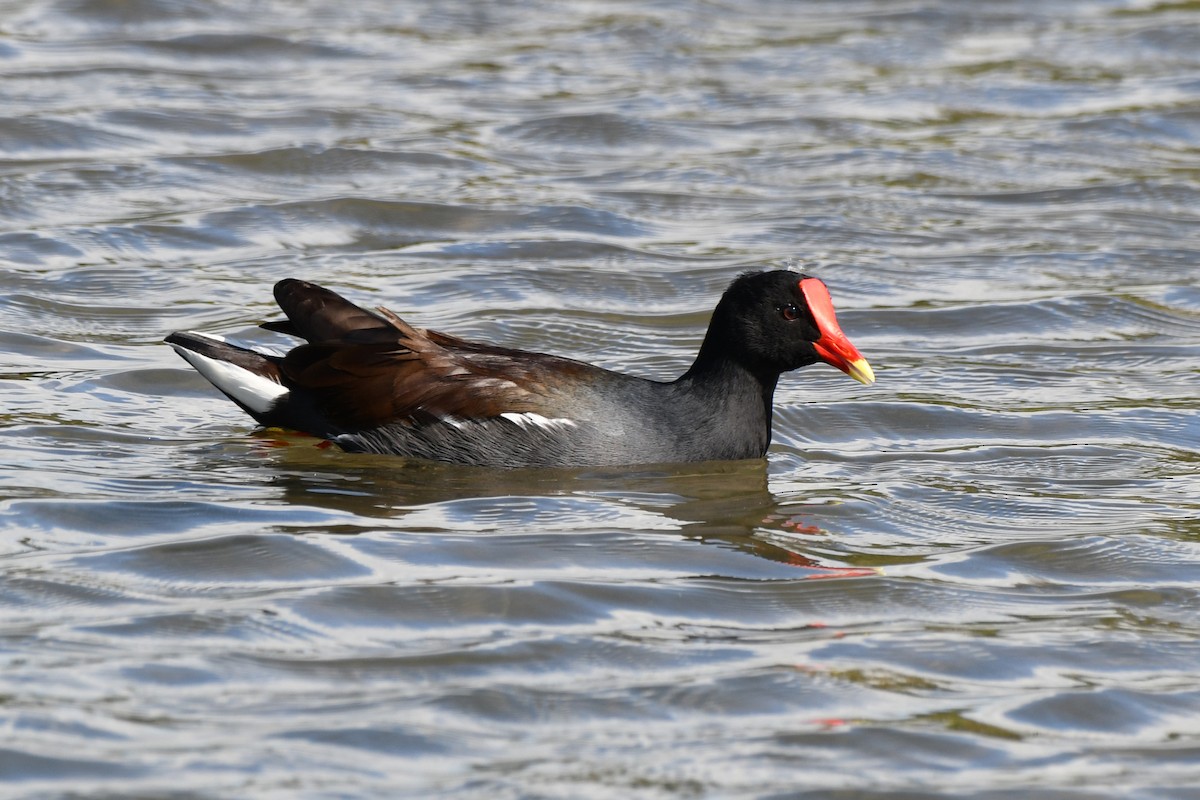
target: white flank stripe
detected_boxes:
[171,339,287,414]
[499,412,577,430]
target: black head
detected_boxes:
[699,270,874,383]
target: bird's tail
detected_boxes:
[165,331,289,424]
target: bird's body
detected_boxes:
[166,271,873,468]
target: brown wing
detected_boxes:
[263,279,606,431]
[262,278,396,343]
[276,303,598,431]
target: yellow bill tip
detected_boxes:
[846,357,875,385]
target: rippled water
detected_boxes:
[3,0,1200,796]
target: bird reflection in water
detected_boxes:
[251,432,880,580]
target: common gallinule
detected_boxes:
[166,271,873,468]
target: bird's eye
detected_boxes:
[781,303,801,321]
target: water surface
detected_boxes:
[2,0,1200,797]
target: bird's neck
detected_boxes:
[680,352,778,412]
[673,347,778,460]
[685,318,779,392]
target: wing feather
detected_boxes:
[263,279,601,432]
